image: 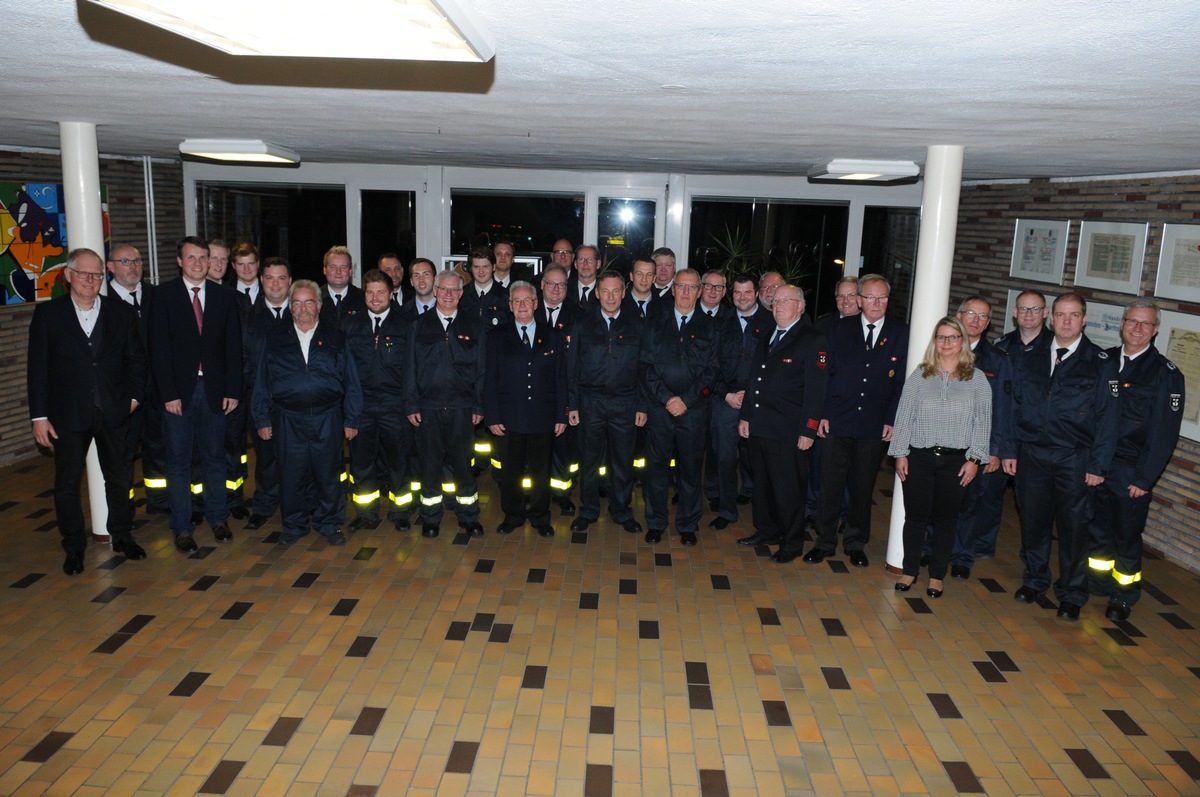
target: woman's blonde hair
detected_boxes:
[919,316,975,380]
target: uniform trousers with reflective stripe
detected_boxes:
[644,403,709,534]
[578,393,638,524]
[348,402,412,520]
[416,408,480,525]
[1088,460,1150,606]
[277,408,346,538]
[125,400,169,512]
[223,400,249,509]
[549,424,578,497]
[494,431,553,526]
[1014,443,1096,606]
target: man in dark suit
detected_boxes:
[105,242,169,517]
[808,273,909,568]
[537,263,585,514]
[319,245,366,328]
[377,253,414,307]
[493,241,533,288]
[28,248,147,574]
[624,257,665,319]
[149,236,243,553]
[242,257,293,530]
[737,285,828,561]
[640,268,719,545]
[568,245,602,310]
[485,281,568,537]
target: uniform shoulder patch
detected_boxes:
[1097,350,1109,359]
[817,351,828,369]
[1166,358,1178,371]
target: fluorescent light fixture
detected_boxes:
[808,159,921,184]
[179,139,300,164]
[88,0,495,63]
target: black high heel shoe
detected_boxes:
[895,577,915,592]
[926,579,944,598]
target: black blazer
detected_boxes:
[320,284,366,328]
[822,314,909,437]
[27,294,145,432]
[483,322,568,435]
[149,278,243,412]
[739,321,828,443]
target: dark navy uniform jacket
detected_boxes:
[569,309,646,409]
[241,298,290,405]
[403,311,487,415]
[822,314,909,437]
[251,322,363,429]
[622,291,666,320]
[459,282,511,331]
[1003,333,1119,475]
[345,310,409,409]
[540,301,584,339]
[739,320,828,442]
[319,284,366,328]
[1109,345,1185,490]
[483,322,568,435]
[718,306,774,397]
[639,310,719,410]
[972,338,1012,458]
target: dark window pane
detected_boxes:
[861,207,920,323]
[196,182,346,283]
[450,190,583,262]
[689,199,848,318]
[361,190,417,270]
[598,198,656,276]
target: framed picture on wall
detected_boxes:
[1157,309,1200,443]
[1154,223,1200,304]
[1073,220,1148,294]
[1009,219,1070,285]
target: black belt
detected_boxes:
[926,446,966,457]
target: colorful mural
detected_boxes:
[0,182,109,304]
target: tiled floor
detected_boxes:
[2,455,1200,796]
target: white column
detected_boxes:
[60,122,111,539]
[885,145,964,572]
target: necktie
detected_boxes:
[1055,347,1068,364]
[521,325,531,348]
[707,309,715,317]
[679,314,688,332]
[334,293,342,307]
[547,307,557,327]
[444,315,454,331]
[1122,355,1132,372]
[866,323,876,349]
[191,287,203,334]
[637,300,646,316]
[273,307,282,320]
[420,303,430,314]
[131,292,141,316]
[374,316,382,334]
[243,286,251,295]
[770,329,783,351]
[581,286,591,303]
[607,316,614,331]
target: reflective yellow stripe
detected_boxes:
[348,473,356,484]
[457,492,479,505]
[633,458,646,469]
[441,482,457,494]
[190,483,204,495]
[128,488,135,500]
[521,477,532,490]
[490,459,503,470]
[420,493,443,506]
[1089,558,1115,572]
[669,458,676,468]
[240,454,248,465]
[568,463,579,473]
[353,490,381,505]
[389,491,413,507]
[143,478,167,488]
[225,477,244,490]
[549,478,573,491]
[1113,569,1142,586]
[410,481,422,491]
[474,442,492,454]
[339,471,349,482]
[598,466,607,477]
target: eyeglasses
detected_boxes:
[542,281,567,289]
[674,283,701,292]
[835,293,857,300]
[552,249,573,255]
[69,269,104,282]
[701,284,726,291]
[1122,319,1157,329]
[936,334,962,343]
[774,297,800,305]
[290,299,318,308]
[1015,306,1045,314]
[576,256,598,264]
[959,310,989,319]
[510,298,536,305]
[109,258,143,267]
[859,295,889,304]
[435,286,463,294]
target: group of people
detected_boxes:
[27,238,1184,623]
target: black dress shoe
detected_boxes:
[645,529,664,544]
[112,539,147,560]
[736,495,752,505]
[1013,586,1043,603]
[557,498,576,516]
[497,524,517,535]
[771,550,798,564]
[63,553,84,576]
[1056,602,1081,621]
[708,517,731,530]
[244,514,267,530]
[392,516,411,532]
[679,532,698,546]
[950,565,971,580]
[461,522,484,537]
[279,533,304,545]
[230,506,250,520]
[422,524,440,538]
[327,531,347,546]
[536,525,555,538]
[736,534,763,546]
[803,548,834,564]
[570,517,591,532]
[848,550,869,568]
[708,498,720,511]
[348,516,381,531]
[213,523,234,542]
[895,578,915,592]
[621,519,643,534]
[1105,602,1131,622]
[174,534,198,553]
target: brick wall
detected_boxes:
[0,148,184,465]
[951,173,1200,572]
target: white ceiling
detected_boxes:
[6,0,1199,180]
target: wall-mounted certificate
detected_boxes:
[1154,224,1200,304]
[1074,221,1147,294]
[1158,309,1200,442]
[1009,219,1070,285]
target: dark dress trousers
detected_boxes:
[149,278,243,535]
[815,314,909,554]
[27,295,146,553]
[242,300,291,520]
[739,320,828,553]
[640,310,719,535]
[541,301,585,498]
[113,282,169,513]
[252,322,363,539]
[483,321,568,528]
